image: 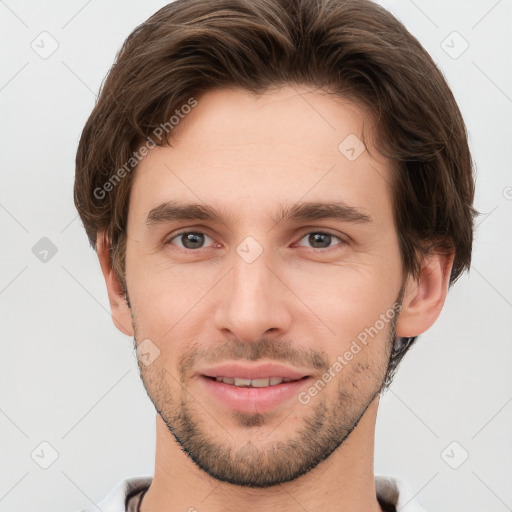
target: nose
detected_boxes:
[213,248,293,342]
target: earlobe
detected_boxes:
[96,232,134,337]
[396,248,455,338]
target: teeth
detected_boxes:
[234,377,252,386]
[216,376,234,384]
[251,378,270,387]
[214,376,289,387]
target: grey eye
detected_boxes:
[297,232,342,249]
[171,231,213,250]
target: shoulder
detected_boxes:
[375,475,428,512]
[78,476,153,512]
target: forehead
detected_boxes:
[128,86,394,228]
[166,86,376,161]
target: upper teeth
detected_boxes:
[215,377,296,387]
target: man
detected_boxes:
[74,0,476,510]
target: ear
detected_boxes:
[96,233,134,337]
[396,247,455,337]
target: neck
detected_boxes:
[141,398,383,512]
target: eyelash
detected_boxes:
[165,230,346,253]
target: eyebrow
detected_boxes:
[145,200,372,228]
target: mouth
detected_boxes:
[199,362,312,414]
[206,376,307,387]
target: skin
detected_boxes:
[97,86,454,512]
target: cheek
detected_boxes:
[128,259,218,355]
[281,261,399,344]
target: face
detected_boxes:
[124,86,405,487]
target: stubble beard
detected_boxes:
[134,318,397,488]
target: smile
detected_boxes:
[211,376,303,387]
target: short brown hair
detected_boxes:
[74,0,476,294]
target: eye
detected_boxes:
[295,232,345,250]
[167,231,215,250]
[166,230,345,252]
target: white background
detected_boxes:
[0,1,511,511]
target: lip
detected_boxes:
[200,362,310,381]
[199,362,312,414]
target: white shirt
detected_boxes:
[78,475,427,512]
